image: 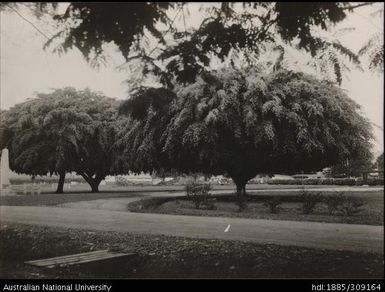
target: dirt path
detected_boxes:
[1,205,383,254]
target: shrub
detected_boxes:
[300,190,322,214]
[338,199,365,216]
[185,181,214,209]
[268,178,384,186]
[263,198,283,214]
[323,192,346,215]
[323,192,366,216]
[366,178,384,186]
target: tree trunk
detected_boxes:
[78,172,103,193]
[235,181,247,195]
[56,172,65,194]
[90,181,99,193]
[235,181,247,211]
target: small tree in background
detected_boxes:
[374,153,384,178]
[329,156,373,178]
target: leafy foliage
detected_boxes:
[44,3,174,65]
[375,153,383,171]
[185,180,214,210]
[338,198,365,216]
[119,68,373,194]
[275,2,346,54]
[18,2,376,86]
[1,87,128,192]
[323,192,346,215]
[115,87,177,174]
[300,190,322,215]
[329,156,373,178]
[358,33,384,73]
[323,192,365,216]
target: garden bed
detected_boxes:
[127,191,384,226]
[0,223,382,278]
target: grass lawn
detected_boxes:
[1,183,380,206]
[0,223,383,279]
[127,191,384,226]
[0,183,345,207]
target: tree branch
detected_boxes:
[342,2,376,11]
[4,3,51,40]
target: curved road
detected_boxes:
[1,208,383,255]
[0,186,383,254]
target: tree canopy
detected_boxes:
[1,87,128,192]
[119,68,373,194]
[2,2,381,89]
[375,153,384,172]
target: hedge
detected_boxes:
[267,178,383,186]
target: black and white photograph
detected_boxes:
[0,2,383,282]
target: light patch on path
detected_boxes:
[224,224,231,232]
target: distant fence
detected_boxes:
[267,178,384,186]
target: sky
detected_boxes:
[0,2,383,157]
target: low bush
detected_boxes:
[338,199,365,216]
[263,198,283,214]
[365,178,384,186]
[300,190,322,214]
[185,181,215,209]
[323,192,366,216]
[323,192,346,215]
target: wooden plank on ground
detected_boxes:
[25,250,134,268]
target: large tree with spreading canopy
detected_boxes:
[119,68,373,199]
[1,87,128,193]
